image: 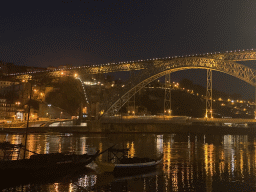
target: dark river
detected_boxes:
[0,132,256,192]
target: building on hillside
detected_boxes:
[16,74,32,83]
[58,64,72,69]
[16,109,25,121]
[0,99,18,120]
[0,80,21,98]
[31,85,46,101]
[0,81,19,89]
[47,66,57,71]
[17,84,54,103]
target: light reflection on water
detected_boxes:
[0,133,256,191]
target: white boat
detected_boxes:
[96,157,163,173]
[95,147,163,174]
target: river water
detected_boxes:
[0,132,256,192]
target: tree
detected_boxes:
[45,77,85,115]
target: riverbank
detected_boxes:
[0,121,255,135]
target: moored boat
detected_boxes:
[0,141,100,188]
[96,156,163,174]
[95,147,163,176]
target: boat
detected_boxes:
[95,147,163,176]
[0,141,100,188]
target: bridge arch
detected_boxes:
[101,57,256,117]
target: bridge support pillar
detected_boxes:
[128,71,136,116]
[164,73,171,116]
[128,95,135,116]
[255,87,256,119]
[206,69,212,118]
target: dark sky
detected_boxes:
[1,0,256,99]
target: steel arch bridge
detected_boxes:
[6,49,256,118]
[100,57,256,117]
[9,49,256,77]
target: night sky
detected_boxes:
[1,0,256,99]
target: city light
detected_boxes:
[15,102,21,105]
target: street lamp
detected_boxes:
[60,112,63,119]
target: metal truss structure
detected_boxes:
[203,50,256,61]
[10,50,256,79]
[205,69,212,118]
[127,71,136,115]
[100,57,256,117]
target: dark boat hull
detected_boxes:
[1,166,95,190]
[0,152,99,189]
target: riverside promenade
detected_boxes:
[0,119,256,135]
